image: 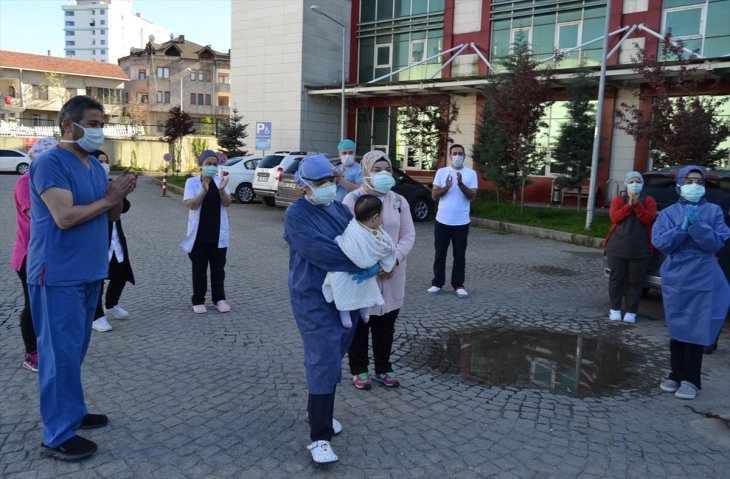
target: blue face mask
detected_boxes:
[372,172,396,194]
[203,166,218,178]
[626,183,643,194]
[310,182,337,205]
[680,183,705,202]
[73,121,105,152]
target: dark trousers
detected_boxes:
[432,221,469,289]
[348,309,399,376]
[669,339,704,389]
[308,387,336,442]
[188,243,227,305]
[94,259,128,319]
[17,259,37,354]
[607,256,650,313]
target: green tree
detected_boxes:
[217,108,248,157]
[473,37,556,205]
[192,138,209,163]
[553,68,597,190]
[163,106,195,174]
[397,98,460,171]
[198,117,215,136]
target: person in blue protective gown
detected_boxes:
[652,165,730,400]
[333,139,363,202]
[282,154,379,464]
[27,95,137,461]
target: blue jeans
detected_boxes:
[29,282,100,447]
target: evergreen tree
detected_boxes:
[553,68,597,189]
[217,108,249,157]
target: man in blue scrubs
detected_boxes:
[27,95,137,461]
[333,139,363,202]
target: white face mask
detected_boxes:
[451,155,465,168]
[341,154,355,166]
[100,162,110,177]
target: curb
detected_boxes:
[470,217,604,249]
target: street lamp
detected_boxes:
[180,67,191,112]
[311,4,346,140]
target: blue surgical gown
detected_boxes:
[652,201,730,346]
[283,198,362,394]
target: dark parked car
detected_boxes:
[603,167,730,290]
[275,158,433,221]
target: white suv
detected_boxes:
[253,151,311,206]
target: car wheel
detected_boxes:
[263,196,276,207]
[236,183,255,204]
[16,162,29,175]
[411,197,431,222]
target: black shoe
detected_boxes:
[40,435,97,461]
[80,413,109,429]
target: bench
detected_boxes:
[561,185,594,210]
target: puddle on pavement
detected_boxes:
[422,328,641,397]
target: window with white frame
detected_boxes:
[409,39,426,64]
[375,44,392,68]
[510,27,532,52]
[556,21,582,52]
[662,5,706,53]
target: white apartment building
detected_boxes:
[62,0,171,63]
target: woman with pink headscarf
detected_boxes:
[10,137,59,372]
[343,150,416,389]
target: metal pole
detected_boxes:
[180,74,183,112]
[340,23,345,140]
[585,0,612,231]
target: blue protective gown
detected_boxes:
[652,201,730,346]
[283,198,363,394]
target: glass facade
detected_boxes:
[662,0,730,58]
[490,0,607,69]
[358,0,446,83]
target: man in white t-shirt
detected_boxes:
[428,144,478,298]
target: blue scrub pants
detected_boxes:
[29,282,100,447]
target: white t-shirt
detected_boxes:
[433,166,478,226]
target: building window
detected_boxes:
[375,44,392,68]
[101,29,105,35]
[9,86,16,98]
[136,92,149,104]
[218,96,229,107]
[66,41,75,46]
[100,19,106,25]
[65,11,74,16]
[100,49,105,55]
[91,29,95,35]
[205,94,211,106]
[32,85,49,100]
[198,93,204,105]
[101,9,105,14]
[92,50,96,55]
[66,31,75,36]
[190,70,196,81]
[156,91,171,103]
[101,39,106,45]
[138,69,147,80]
[65,21,74,26]
[409,39,426,64]
[156,67,170,79]
[32,114,42,126]
[510,27,532,52]
[217,73,229,84]
[65,88,76,101]
[92,39,96,45]
[67,51,75,57]
[556,21,582,52]
[190,93,196,104]
[662,5,706,53]
[197,70,204,81]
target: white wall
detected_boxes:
[608,88,639,199]
[453,0,482,34]
[450,94,478,168]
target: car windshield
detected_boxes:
[284,159,302,174]
[224,158,243,166]
[258,154,285,168]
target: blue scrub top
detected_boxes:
[283,198,362,394]
[27,148,109,286]
[335,163,363,202]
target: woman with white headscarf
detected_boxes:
[604,171,657,324]
[343,150,416,390]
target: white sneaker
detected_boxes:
[332,418,342,436]
[105,305,129,320]
[455,287,469,298]
[609,309,622,321]
[307,440,338,464]
[92,317,112,332]
[623,313,636,324]
[427,286,441,294]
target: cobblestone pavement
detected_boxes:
[1,173,729,479]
